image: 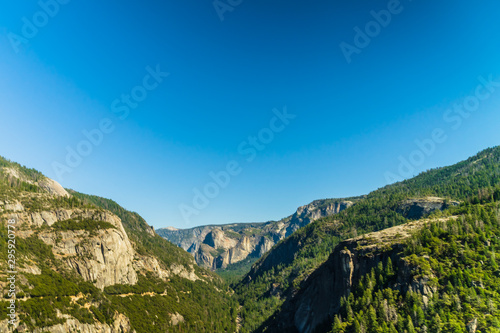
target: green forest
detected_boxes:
[234,146,500,332]
[1,147,500,332]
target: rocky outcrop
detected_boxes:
[42,228,137,289]
[2,167,69,197]
[396,196,459,219]
[0,312,134,333]
[170,263,199,281]
[12,208,138,289]
[132,255,170,280]
[257,219,439,333]
[158,225,217,252]
[170,312,185,326]
[258,237,275,257]
[215,236,255,269]
[26,209,120,227]
[467,318,478,333]
[38,178,70,197]
[158,199,354,270]
[203,229,238,249]
[194,245,216,268]
[11,206,200,289]
[0,200,24,212]
[286,200,353,235]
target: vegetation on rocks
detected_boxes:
[234,146,500,332]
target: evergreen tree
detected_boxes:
[331,315,343,333]
[406,315,417,333]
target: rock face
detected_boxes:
[13,206,201,289]
[287,201,353,235]
[170,312,185,326]
[2,166,69,197]
[0,157,235,333]
[0,312,134,333]
[1,200,24,212]
[396,197,459,219]
[54,228,137,289]
[158,199,354,270]
[467,318,478,333]
[15,208,138,289]
[38,178,70,197]
[203,229,238,249]
[257,219,437,333]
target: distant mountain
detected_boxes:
[3,144,499,333]
[0,156,237,332]
[157,199,355,272]
[234,146,500,332]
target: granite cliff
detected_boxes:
[0,157,236,332]
[157,199,354,270]
[256,218,439,333]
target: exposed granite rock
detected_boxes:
[257,218,444,333]
[467,318,478,333]
[194,245,216,268]
[0,312,134,333]
[170,312,185,326]
[2,167,69,197]
[38,178,70,197]
[159,225,215,252]
[132,255,170,280]
[158,199,353,270]
[169,263,199,281]
[203,228,238,249]
[33,210,138,290]
[229,236,252,262]
[397,197,459,219]
[286,201,353,235]
[12,207,199,289]
[258,237,275,257]
[2,200,24,212]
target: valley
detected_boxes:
[1,146,500,332]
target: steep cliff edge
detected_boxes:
[257,202,500,333]
[396,197,459,219]
[257,219,435,333]
[235,147,500,333]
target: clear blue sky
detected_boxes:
[1,0,500,229]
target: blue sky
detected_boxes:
[1,0,500,229]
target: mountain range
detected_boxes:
[157,199,354,273]
[1,146,499,332]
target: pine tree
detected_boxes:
[430,314,442,333]
[385,257,394,278]
[346,300,354,322]
[368,305,377,331]
[353,318,362,333]
[331,315,343,333]
[407,315,417,333]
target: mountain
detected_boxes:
[258,203,500,333]
[234,146,500,332]
[0,156,237,332]
[157,200,354,273]
[2,145,499,333]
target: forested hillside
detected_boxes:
[0,156,237,332]
[1,146,499,332]
[327,203,500,333]
[234,146,500,332]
